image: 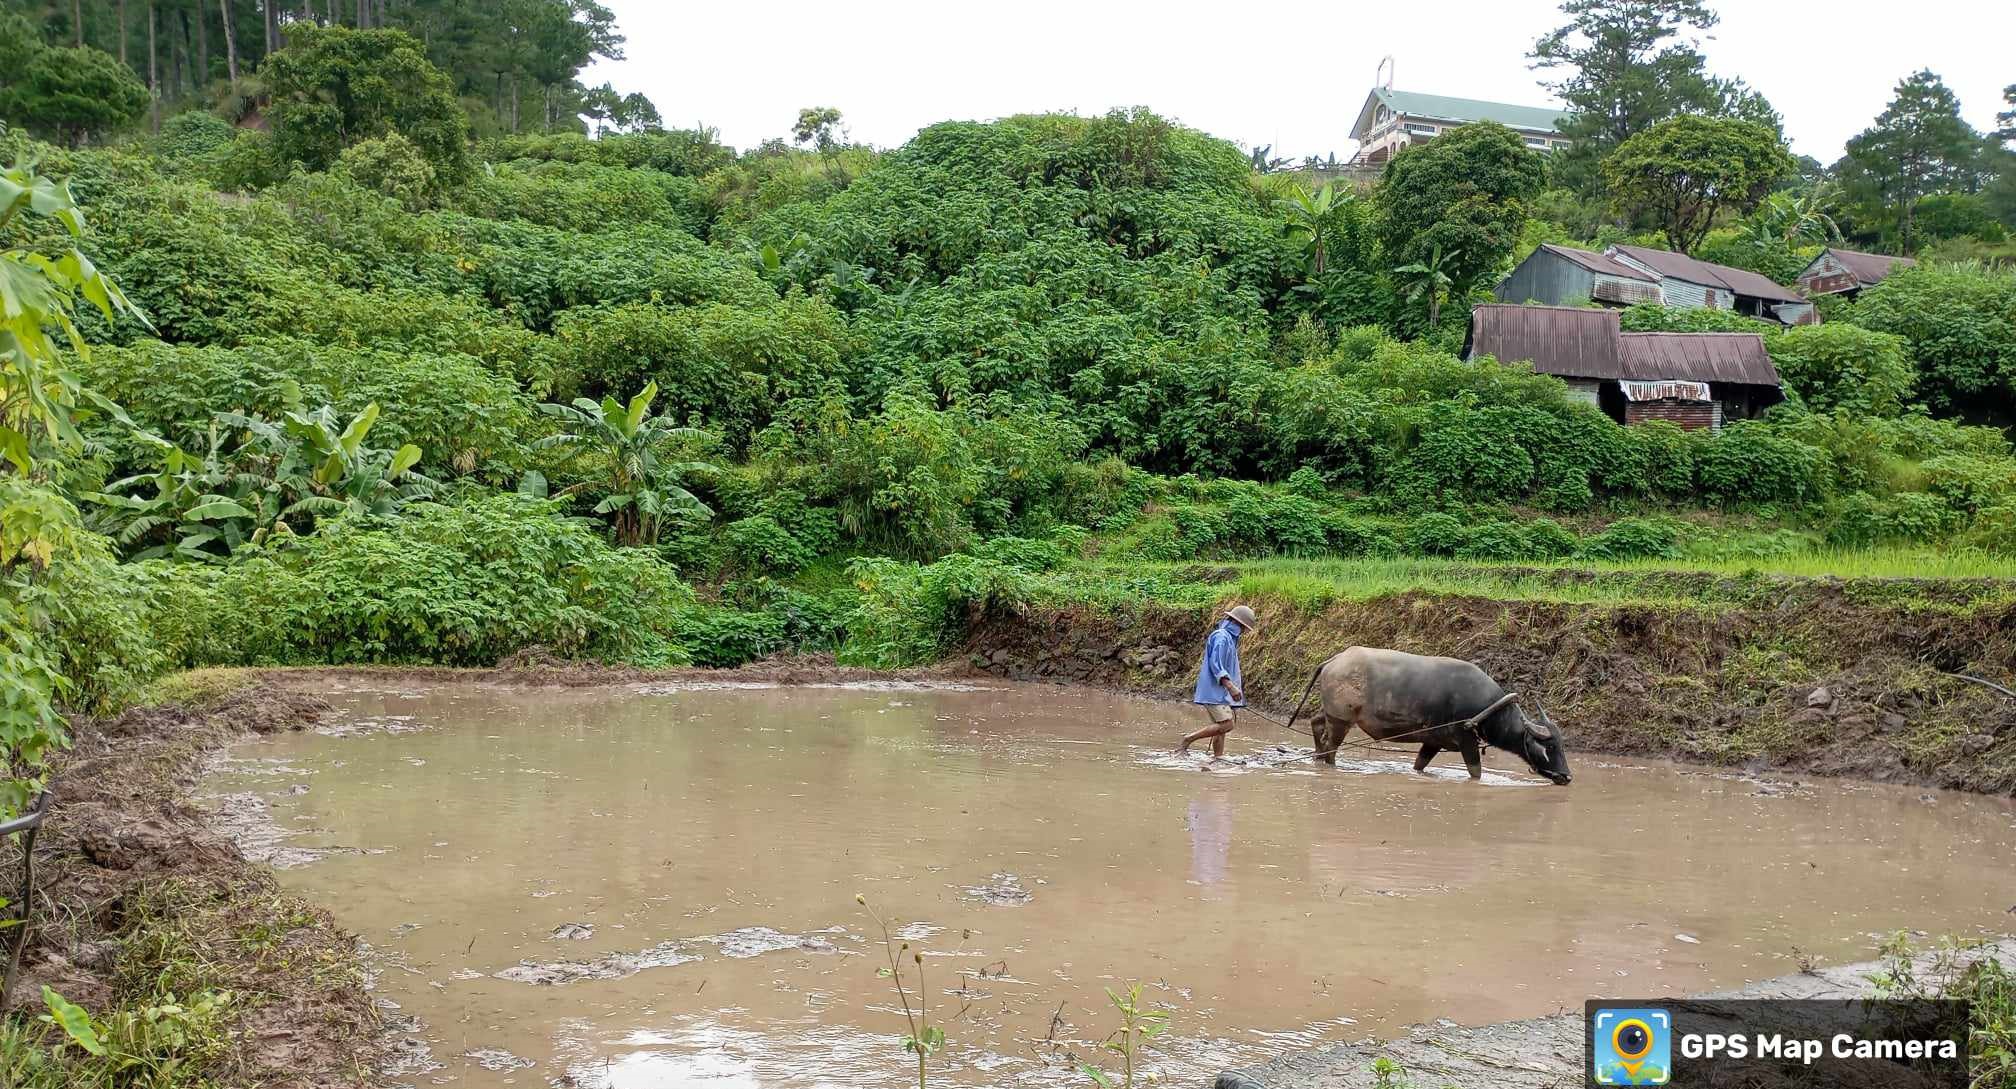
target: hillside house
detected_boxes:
[1465,304,1783,430]
[1348,86,1570,167]
[1494,244,1664,309]
[1494,244,1815,325]
[1795,247,1915,300]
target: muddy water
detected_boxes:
[203,680,2016,1088]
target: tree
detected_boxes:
[793,106,845,154]
[262,24,471,185]
[1838,70,1987,251]
[1528,0,1725,187]
[217,0,238,86]
[1996,84,2015,145]
[1603,115,1794,253]
[1376,121,1545,298]
[0,35,149,147]
[534,382,715,548]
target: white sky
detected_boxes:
[586,0,2014,165]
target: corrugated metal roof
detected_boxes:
[1351,88,1570,140]
[1467,304,1782,389]
[1539,244,1659,283]
[1609,244,1804,303]
[1467,304,1634,380]
[1828,247,1916,286]
[1619,332,1781,386]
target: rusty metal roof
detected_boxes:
[1467,304,1631,379]
[1826,247,1916,286]
[1609,244,1804,303]
[1538,244,1658,282]
[1619,332,1781,386]
[1467,304,1781,388]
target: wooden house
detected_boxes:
[1464,304,1783,430]
[1795,247,1915,300]
[1494,244,1815,325]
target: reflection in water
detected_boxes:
[1188,792,1232,886]
[203,681,2016,1089]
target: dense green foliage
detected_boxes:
[1602,116,1794,252]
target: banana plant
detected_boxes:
[1394,243,1461,328]
[1275,183,1343,276]
[534,381,714,547]
[88,425,284,562]
[95,403,435,561]
[1746,188,1843,246]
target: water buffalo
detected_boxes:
[1296,647,1571,784]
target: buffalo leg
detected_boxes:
[1458,734,1483,781]
[1311,714,1339,766]
[1413,744,1440,773]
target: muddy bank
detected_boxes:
[9,673,379,1087]
[961,587,2016,794]
[1211,938,2016,1089]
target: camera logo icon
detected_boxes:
[1591,1007,1670,1085]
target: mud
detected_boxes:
[203,678,2016,1088]
[9,679,381,1088]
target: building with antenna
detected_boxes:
[1348,57,1572,167]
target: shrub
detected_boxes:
[1920,454,2016,515]
[1767,323,1914,416]
[717,515,815,577]
[1457,520,1531,561]
[1848,262,2016,419]
[1264,494,1329,554]
[335,132,438,210]
[1284,466,1327,499]
[1693,422,1823,506]
[1883,492,1961,542]
[1627,420,1695,498]
[154,111,238,171]
[1404,512,1468,556]
[1577,517,1681,561]
[842,553,1037,667]
[149,497,693,667]
[678,607,790,668]
[1523,518,1578,559]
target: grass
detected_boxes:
[1040,550,2016,616]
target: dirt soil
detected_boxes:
[960,586,2016,794]
[9,676,379,1087]
[1211,939,2016,1089]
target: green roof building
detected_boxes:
[1349,82,1573,166]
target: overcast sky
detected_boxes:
[585,0,2013,164]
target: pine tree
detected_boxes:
[1840,70,1988,250]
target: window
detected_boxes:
[1403,122,1438,136]
[1524,136,1550,148]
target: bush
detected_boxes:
[678,607,790,668]
[335,132,438,210]
[1694,422,1823,506]
[717,515,815,576]
[1767,323,1915,416]
[1628,420,1695,498]
[1457,520,1531,561]
[1404,512,1468,556]
[150,497,693,667]
[842,553,1037,667]
[1523,518,1578,559]
[1577,517,1681,561]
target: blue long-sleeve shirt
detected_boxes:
[1191,619,1245,706]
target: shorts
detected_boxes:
[1201,704,1235,725]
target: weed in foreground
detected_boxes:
[858,894,946,1088]
[1078,983,1169,1088]
[1869,932,2015,1088]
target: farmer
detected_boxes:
[1178,605,1257,758]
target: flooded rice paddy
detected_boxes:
[202,680,2016,1088]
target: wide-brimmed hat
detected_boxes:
[1224,604,1258,632]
